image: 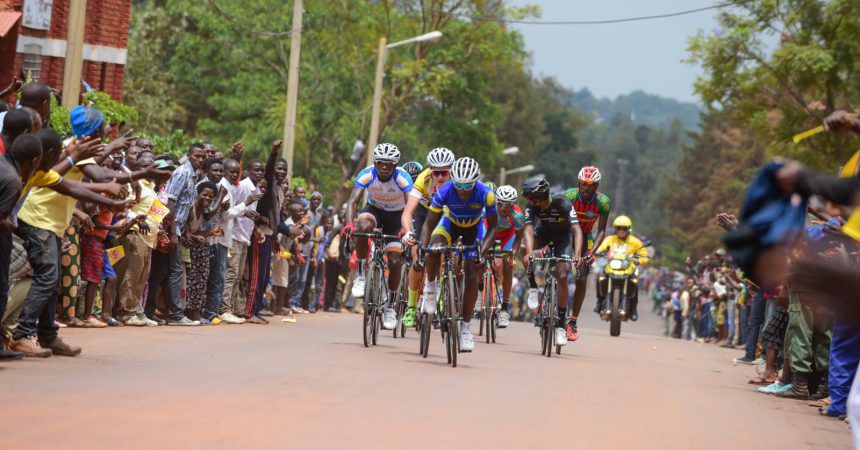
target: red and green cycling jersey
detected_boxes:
[562,188,611,248]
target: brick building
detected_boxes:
[0,0,130,101]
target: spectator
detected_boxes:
[159,142,208,325]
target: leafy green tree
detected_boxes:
[687,0,860,169]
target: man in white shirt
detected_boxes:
[210,158,259,324]
[221,159,263,320]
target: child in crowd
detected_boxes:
[183,181,224,322]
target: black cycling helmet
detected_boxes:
[521,175,550,199]
[402,161,423,182]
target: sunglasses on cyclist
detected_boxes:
[580,180,597,186]
[453,181,475,191]
[431,170,450,178]
[615,226,630,232]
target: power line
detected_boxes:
[207,0,299,37]
[439,2,733,26]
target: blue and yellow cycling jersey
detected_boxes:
[354,166,413,211]
[429,180,496,227]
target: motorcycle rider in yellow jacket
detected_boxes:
[593,215,650,320]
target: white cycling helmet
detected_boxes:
[372,143,401,163]
[578,166,602,183]
[426,147,455,168]
[496,185,518,203]
[451,157,481,184]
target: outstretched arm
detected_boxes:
[50,179,127,210]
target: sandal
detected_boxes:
[66,317,88,328]
[809,397,831,407]
[748,377,775,385]
[85,316,108,328]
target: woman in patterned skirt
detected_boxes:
[183,181,225,322]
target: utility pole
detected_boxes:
[615,158,629,216]
[365,37,388,168]
[282,0,303,180]
[61,0,86,109]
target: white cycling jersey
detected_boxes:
[354,165,413,211]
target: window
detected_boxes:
[22,0,53,31]
[22,44,42,81]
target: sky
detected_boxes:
[508,0,723,104]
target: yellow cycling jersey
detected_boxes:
[595,235,650,266]
[409,168,441,209]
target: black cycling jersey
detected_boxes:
[524,195,579,235]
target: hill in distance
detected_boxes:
[570,88,701,131]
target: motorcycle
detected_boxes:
[595,242,650,337]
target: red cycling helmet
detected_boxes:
[578,166,602,184]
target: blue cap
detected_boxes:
[70,105,104,138]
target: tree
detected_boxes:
[687,0,860,169]
[665,110,765,263]
[125,0,535,199]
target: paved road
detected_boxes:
[1,298,852,449]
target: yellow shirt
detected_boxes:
[18,170,62,200]
[126,178,160,248]
[410,168,441,209]
[17,158,96,237]
[595,234,650,266]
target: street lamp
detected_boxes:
[499,164,534,185]
[366,31,444,167]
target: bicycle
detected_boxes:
[351,229,401,348]
[532,247,577,357]
[478,245,511,344]
[421,241,477,367]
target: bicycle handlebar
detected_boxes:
[422,244,479,254]
[533,255,576,262]
[351,231,401,241]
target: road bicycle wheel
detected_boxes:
[372,266,387,346]
[549,279,562,355]
[362,301,372,348]
[448,272,460,368]
[489,274,499,344]
[480,271,490,341]
[394,265,409,338]
[362,263,374,347]
[544,279,557,358]
[419,313,430,357]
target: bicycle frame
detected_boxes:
[479,247,511,343]
[423,242,478,367]
[532,249,576,357]
[352,229,400,347]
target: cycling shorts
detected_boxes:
[411,205,428,238]
[358,204,403,252]
[431,216,479,260]
[534,227,570,258]
[495,228,516,252]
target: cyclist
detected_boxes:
[491,185,524,328]
[593,215,650,320]
[521,175,583,347]
[402,161,423,183]
[563,166,610,341]
[401,147,456,328]
[345,143,413,330]
[419,157,498,352]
